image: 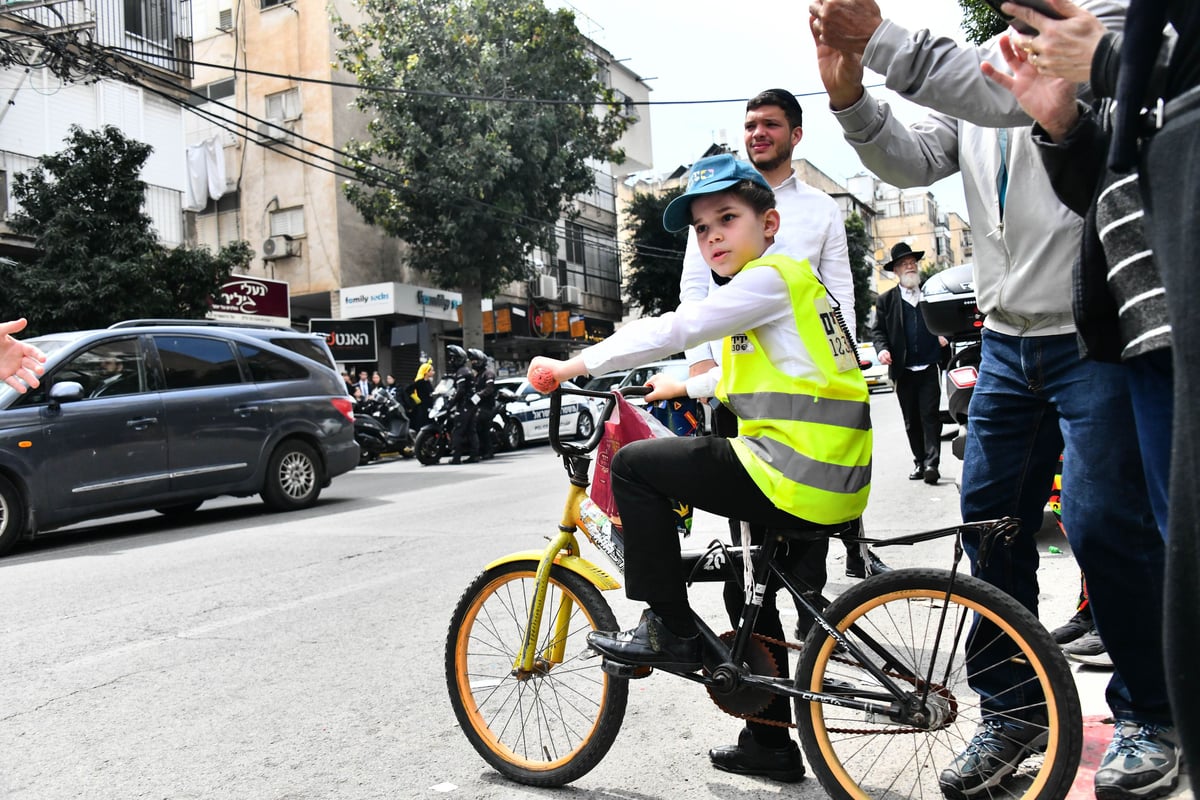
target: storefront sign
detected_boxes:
[340,281,492,323]
[339,282,397,319]
[208,276,291,327]
[309,318,377,363]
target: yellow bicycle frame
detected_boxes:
[484,481,621,673]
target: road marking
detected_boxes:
[57,575,399,669]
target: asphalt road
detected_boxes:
[0,393,1185,799]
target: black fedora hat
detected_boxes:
[883,242,925,271]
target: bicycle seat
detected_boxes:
[770,522,853,541]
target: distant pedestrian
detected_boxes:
[871,243,948,485]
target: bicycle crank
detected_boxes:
[705,632,780,719]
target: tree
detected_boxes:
[622,188,687,317]
[333,0,628,350]
[960,0,1008,45]
[844,212,876,343]
[2,125,250,335]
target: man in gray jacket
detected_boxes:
[810,2,1177,798]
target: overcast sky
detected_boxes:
[547,0,979,219]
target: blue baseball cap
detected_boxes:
[662,154,773,233]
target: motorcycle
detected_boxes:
[354,388,415,464]
[413,378,508,465]
[919,263,984,460]
[488,387,523,452]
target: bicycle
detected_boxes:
[445,385,1082,799]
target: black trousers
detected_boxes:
[612,409,830,744]
[894,365,942,469]
[451,406,478,457]
[1144,108,1199,767]
[475,405,495,457]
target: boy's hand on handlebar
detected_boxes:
[644,373,687,403]
[526,355,587,388]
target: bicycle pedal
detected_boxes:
[601,659,653,679]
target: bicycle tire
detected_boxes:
[794,568,1081,800]
[445,560,628,787]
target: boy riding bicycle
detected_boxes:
[526,154,872,673]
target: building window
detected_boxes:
[187,78,236,107]
[902,197,924,216]
[269,206,305,238]
[265,88,301,122]
[125,0,170,44]
[218,8,233,29]
[565,222,585,264]
[260,0,288,8]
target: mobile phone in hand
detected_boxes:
[982,0,1064,36]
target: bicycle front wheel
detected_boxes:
[445,560,628,787]
[795,568,1081,800]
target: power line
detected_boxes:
[103,43,882,109]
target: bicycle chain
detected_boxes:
[720,632,958,735]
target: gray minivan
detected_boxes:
[0,320,358,556]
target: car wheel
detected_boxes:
[0,475,28,557]
[261,440,322,511]
[155,501,203,517]
[503,418,523,451]
[575,409,595,440]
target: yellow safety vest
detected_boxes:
[715,255,872,524]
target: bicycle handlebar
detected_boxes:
[548,385,652,457]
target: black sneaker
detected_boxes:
[939,718,1048,799]
[845,547,892,579]
[1095,721,1180,800]
[1063,630,1113,667]
[1050,606,1093,644]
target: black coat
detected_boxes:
[871,287,947,381]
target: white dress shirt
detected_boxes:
[583,245,820,398]
[678,171,857,367]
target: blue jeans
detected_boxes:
[1126,350,1173,540]
[961,330,1170,725]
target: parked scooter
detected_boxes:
[919,263,984,460]
[354,388,415,464]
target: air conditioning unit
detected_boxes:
[560,285,582,306]
[534,274,558,300]
[262,235,297,260]
[256,121,292,146]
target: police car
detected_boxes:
[495,377,601,447]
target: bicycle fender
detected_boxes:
[485,550,622,591]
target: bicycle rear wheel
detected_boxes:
[795,568,1081,800]
[445,560,627,787]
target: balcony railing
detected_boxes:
[2,0,192,79]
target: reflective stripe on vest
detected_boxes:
[715,254,872,525]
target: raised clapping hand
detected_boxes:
[981,34,1080,141]
[809,9,866,111]
[0,318,47,393]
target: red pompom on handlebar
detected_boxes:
[529,365,559,394]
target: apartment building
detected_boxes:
[847,173,973,294]
[188,0,650,378]
[0,0,193,255]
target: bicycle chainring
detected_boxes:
[705,631,780,719]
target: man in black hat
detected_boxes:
[871,242,948,484]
